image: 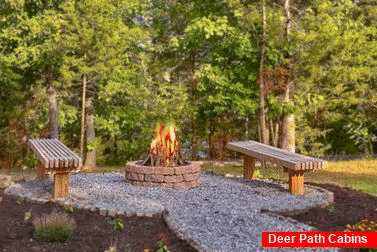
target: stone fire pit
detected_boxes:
[125,161,201,189]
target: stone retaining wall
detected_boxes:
[125,161,201,189]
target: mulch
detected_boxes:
[0,182,376,251]
[286,183,377,232]
[0,187,195,252]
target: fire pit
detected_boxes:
[125,123,201,189]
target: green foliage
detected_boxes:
[109,219,125,231]
[344,122,377,156]
[324,205,335,215]
[293,0,377,156]
[24,208,32,222]
[64,206,73,215]
[104,240,118,252]
[1,0,377,165]
[16,197,26,205]
[32,209,76,242]
[156,233,170,252]
[345,219,377,232]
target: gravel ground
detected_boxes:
[5,172,340,252]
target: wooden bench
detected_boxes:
[28,139,82,198]
[226,140,327,194]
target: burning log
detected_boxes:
[142,123,185,167]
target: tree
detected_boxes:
[292,0,377,156]
[258,0,268,144]
[280,0,295,152]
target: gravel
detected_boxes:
[5,172,340,252]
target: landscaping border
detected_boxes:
[260,184,335,217]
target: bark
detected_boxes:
[258,0,268,144]
[80,73,87,163]
[84,96,96,170]
[190,50,199,160]
[281,0,295,152]
[208,119,216,159]
[47,86,59,139]
[270,118,279,147]
[245,115,249,140]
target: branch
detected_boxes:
[0,45,7,60]
[367,102,377,110]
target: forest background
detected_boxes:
[0,0,376,170]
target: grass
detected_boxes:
[202,159,377,196]
[87,166,124,174]
[32,209,76,242]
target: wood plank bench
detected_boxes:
[28,139,82,198]
[226,140,327,194]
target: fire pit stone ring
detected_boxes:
[125,161,201,189]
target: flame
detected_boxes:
[150,123,180,166]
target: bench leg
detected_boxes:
[36,162,48,180]
[243,155,256,180]
[53,172,69,198]
[288,170,304,195]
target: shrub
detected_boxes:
[24,208,32,222]
[324,205,335,214]
[109,219,125,231]
[345,219,377,232]
[156,233,170,252]
[32,209,76,242]
[104,240,117,252]
[64,205,74,215]
[345,219,377,252]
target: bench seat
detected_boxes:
[226,140,327,194]
[28,139,82,198]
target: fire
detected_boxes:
[143,123,184,167]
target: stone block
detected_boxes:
[173,182,186,189]
[183,172,200,182]
[126,172,144,181]
[142,181,154,188]
[185,180,200,188]
[145,174,164,183]
[136,166,155,174]
[164,175,183,183]
[154,167,175,175]
[155,182,173,189]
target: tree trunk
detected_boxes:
[80,73,87,164]
[245,115,249,140]
[270,118,279,147]
[281,0,295,152]
[190,51,199,160]
[84,96,96,171]
[208,118,216,159]
[258,0,268,145]
[47,86,59,139]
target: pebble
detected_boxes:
[5,173,338,252]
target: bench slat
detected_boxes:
[28,139,81,170]
[41,140,62,168]
[42,140,69,169]
[48,140,70,168]
[28,140,50,168]
[238,142,312,168]
[233,142,310,169]
[234,141,326,165]
[227,143,298,169]
[226,140,327,171]
[30,140,58,168]
[49,139,81,168]
[238,141,325,165]
[36,139,62,168]
[51,139,81,168]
